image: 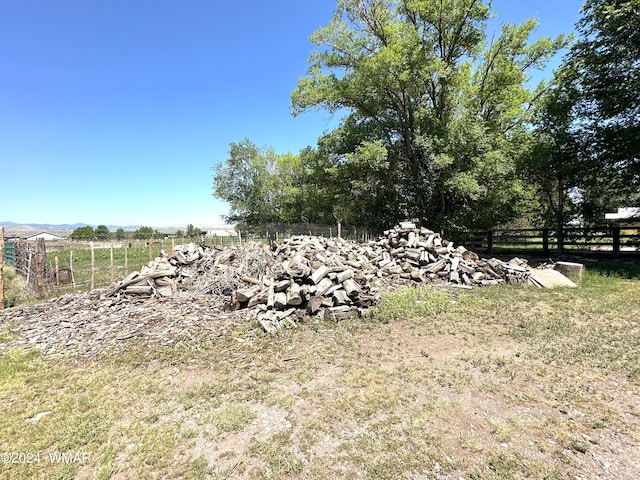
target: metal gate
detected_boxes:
[2,240,16,267]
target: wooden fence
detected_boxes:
[466,226,640,256]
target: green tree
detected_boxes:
[213,139,281,226]
[522,78,584,248]
[70,226,95,240]
[213,140,336,227]
[185,224,202,238]
[115,228,126,240]
[95,225,111,240]
[553,0,640,218]
[133,226,154,239]
[291,0,568,233]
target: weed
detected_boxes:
[1,266,35,308]
[569,439,589,454]
[249,432,303,478]
[372,285,451,324]
[215,404,256,434]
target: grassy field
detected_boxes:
[1,262,639,479]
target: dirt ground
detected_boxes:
[2,257,640,479]
[148,309,640,479]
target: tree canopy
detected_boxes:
[133,226,155,239]
[213,0,638,235]
[95,225,111,240]
[70,226,96,240]
[213,139,336,228]
[185,224,203,238]
[547,0,640,220]
[290,0,567,233]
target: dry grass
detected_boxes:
[1,262,639,479]
[1,266,36,308]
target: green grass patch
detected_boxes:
[215,404,256,434]
[372,285,451,323]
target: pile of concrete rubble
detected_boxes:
[0,223,578,354]
[106,223,539,333]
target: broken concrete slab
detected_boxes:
[528,268,578,288]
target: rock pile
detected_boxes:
[221,223,530,332]
[106,223,533,333]
[106,243,203,297]
[1,223,540,355]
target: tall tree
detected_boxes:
[213,139,337,227]
[213,139,283,226]
[70,226,95,240]
[556,0,640,217]
[291,0,568,233]
[133,226,154,239]
[522,78,583,248]
[185,224,202,238]
[95,225,111,240]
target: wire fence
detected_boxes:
[239,223,379,243]
[2,224,380,303]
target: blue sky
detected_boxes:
[1,0,583,228]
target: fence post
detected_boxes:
[110,243,114,282]
[543,228,549,256]
[16,240,25,277]
[124,243,129,276]
[26,249,32,285]
[70,249,77,292]
[487,230,493,255]
[55,256,60,290]
[0,227,4,310]
[90,241,95,290]
[558,226,565,254]
[34,238,48,298]
[612,225,621,258]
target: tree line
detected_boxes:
[70,224,204,240]
[213,0,639,238]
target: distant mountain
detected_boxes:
[106,225,143,231]
[0,222,230,234]
[1,221,90,230]
[0,222,143,237]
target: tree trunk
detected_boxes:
[556,175,565,254]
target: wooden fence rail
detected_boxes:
[466,226,640,256]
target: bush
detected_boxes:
[2,266,34,308]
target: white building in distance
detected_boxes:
[605,207,640,221]
[25,232,66,241]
